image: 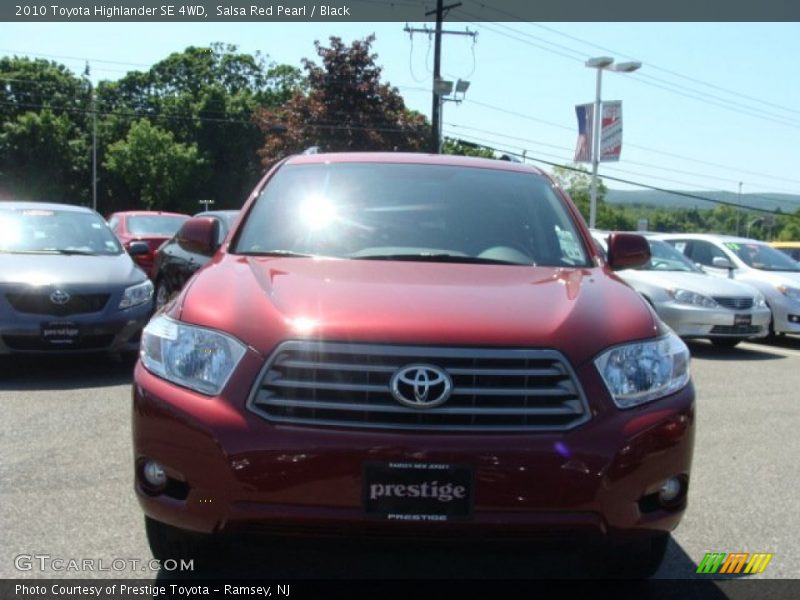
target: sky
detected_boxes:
[1,19,799,205]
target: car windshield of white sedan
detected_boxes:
[234,162,591,267]
[0,209,123,255]
[639,240,702,272]
[725,241,800,272]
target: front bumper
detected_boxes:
[133,354,696,544]
[0,302,152,354]
[656,302,771,339]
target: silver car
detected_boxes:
[0,202,154,355]
[658,233,800,337]
[593,232,770,347]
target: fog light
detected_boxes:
[143,460,167,490]
[658,477,683,506]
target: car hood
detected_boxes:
[0,252,146,287]
[735,268,800,289]
[178,256,660,367]
[619,270,759,297]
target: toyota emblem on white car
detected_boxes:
[390,364,453,409]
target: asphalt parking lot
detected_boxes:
[1,336,799,582]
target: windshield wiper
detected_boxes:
[352,253,529,266]
[52,249,99,256]
[1,249,99,256]
[239,250,315,258]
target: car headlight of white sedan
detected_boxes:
[777,284,800,303]
[595,332,691,409]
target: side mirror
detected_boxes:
[127,241,150,256]
[177,217,220,256]
[607,232,650,270]
[712,256,734,270]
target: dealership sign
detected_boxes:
[600,100,623,162]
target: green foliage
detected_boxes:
[0,109,88,202]
[99,43,303,210]
[256,36,429,164]
[441,138,495,158]
[104,120,206,211]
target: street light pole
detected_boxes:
[584,57,641,229]
[589,65,604,230]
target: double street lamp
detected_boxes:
[585,56,641,229]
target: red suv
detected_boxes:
[133,153,694,577]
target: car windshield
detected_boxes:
[128,215,189,236]
[233,162,590,267]
[639,239,702,272]
[724,241,800,272]
[0,208,123,255]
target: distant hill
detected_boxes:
[605,189,800,214]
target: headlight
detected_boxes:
[754,292,768,308]
[595,332,691,409]
[667,288,717,308]
[141,315,247,395]
[119,280,154,309]
[777,284,800,302]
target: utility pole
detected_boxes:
[199,199,215,212]
[85,61,97,212]
[404,3,476,153]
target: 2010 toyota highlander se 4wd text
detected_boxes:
[133,153,694,577]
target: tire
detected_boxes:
[710,338,740,348]
[592,534,670,579]
[144,516,221,565]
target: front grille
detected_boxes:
[712,297,753,310]
[2,334,115,351]
[6,292,109,316]
[709,325,761,335]
[248,342,589,432]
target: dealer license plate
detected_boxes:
[734,314,752,326]
[363,462,474,521]
[41,321,80,345]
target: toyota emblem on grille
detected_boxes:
[390,364,453,409]
[50,289,71,305]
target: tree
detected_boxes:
[103,119,206,211]
[97,44,303,209]
[256,36,428,165]
[0,57,91,202]
[442,138,495,158]
[0,109,88,202]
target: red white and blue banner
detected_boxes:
[573,103,593,163]
[600,100,623,162]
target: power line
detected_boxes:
[445,122,800,199]
[452,15,800,129]
[458,3,800,118]
[393,86,800,190]
[442,131,797,216]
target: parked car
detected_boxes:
[0,202,153,355]
[134,153,695,578]
[770,241,800,262]
[107,211,190,279]
[592,231,770,347]
[659,233,800,336]
[151,210,239,310]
